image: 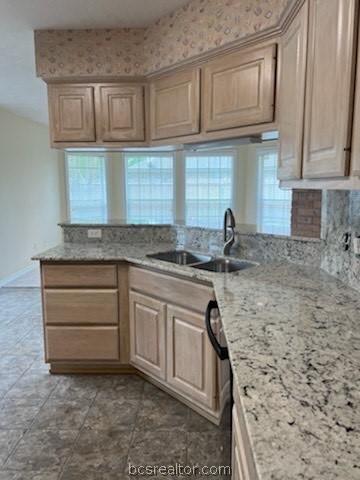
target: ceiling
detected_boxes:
[0,0,190,125]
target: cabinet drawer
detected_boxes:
[45,326,119,361]
[42,264,117,288]
[44,289,118,325]
[129,267,214,313]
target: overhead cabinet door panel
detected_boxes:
[203,44,276,132]
[97,85,145,141]
[302,0,357,178]
[277,1,308,180]
[150,68,200,140]
[48,85,95,142]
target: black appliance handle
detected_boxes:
[205,300,229,360]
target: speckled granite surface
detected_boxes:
[33,242,360,480]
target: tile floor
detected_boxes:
[0,288,231,479]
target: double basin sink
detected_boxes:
[147,249,255,273]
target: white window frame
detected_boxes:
[256,145,292,236]
[183,149,236,229]
[64,151,110,222]
[124,151,175,224]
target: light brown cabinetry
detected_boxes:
[48,85,96,142]
[302,0,357,179]
[48,83,146,145]
[277,1,308,181]
[129,291,166,380]
[232,384,259,480]
[150,68,200,140]
[166,304,216,409]
[97,85,145,141]
[46,326,119,361]
[41,263,120,364]
[129,266,228,422]
[351,13,360,177]
[44,289,118,325]
[203,44,276,132]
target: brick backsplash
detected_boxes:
[291,190,322,238]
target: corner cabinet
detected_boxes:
[302,0,357,179]
[149,68,200,140]
[277,1,308,181]
[48,82,146,146]
[128,266,229,423]
[203,44,276,132]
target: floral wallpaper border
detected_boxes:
[35,0,291,78]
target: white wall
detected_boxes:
[0,108,65,282]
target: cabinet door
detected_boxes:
[166,304,216,409]
[203,45,276,132]
[351,16,360,177]
[232,407,249,480]
[302,0,357,178]
[129,291,166,380]
[48,85,95,142]
[150,69,200,140]
[277,1,308,180]
[97,85,145,141]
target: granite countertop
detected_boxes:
[33,243,360,480]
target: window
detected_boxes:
[125,153,174,224]
[257,147,292,235]
[185,152,234,229]
[66,153,107,222]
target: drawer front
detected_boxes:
[42,264,117,288]
[45,326,119,361]
[44,289,118,325]
[129,267,214,313]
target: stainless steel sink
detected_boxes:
[147,250,212,265]
[191,257,256,273]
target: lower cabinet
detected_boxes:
[166,304,216,409]
[232,386,259,480]
[129,291,166,380]
[128,266,227,422]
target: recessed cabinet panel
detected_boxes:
[48,85,95,142]
[129,291,166,380]
[203,45,276,132]
[166,304,216,409]
[278,1,308,180]
[98,85,145,141]
[302,0,357,178]
[150,69,200,140]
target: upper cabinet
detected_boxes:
[302,0,357,179]
[150,68,200,140]
[277,1,308,181]
[48,85,96,142]
[203,44,276,132]
[97,85,145,142]
[48,82,146,146]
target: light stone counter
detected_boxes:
[33,242,360,480]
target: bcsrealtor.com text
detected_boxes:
[128,463,231,476]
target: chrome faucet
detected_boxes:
[223,208,236,256]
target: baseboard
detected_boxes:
[0,264,37,287]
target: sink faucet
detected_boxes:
[223,208,236,255]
